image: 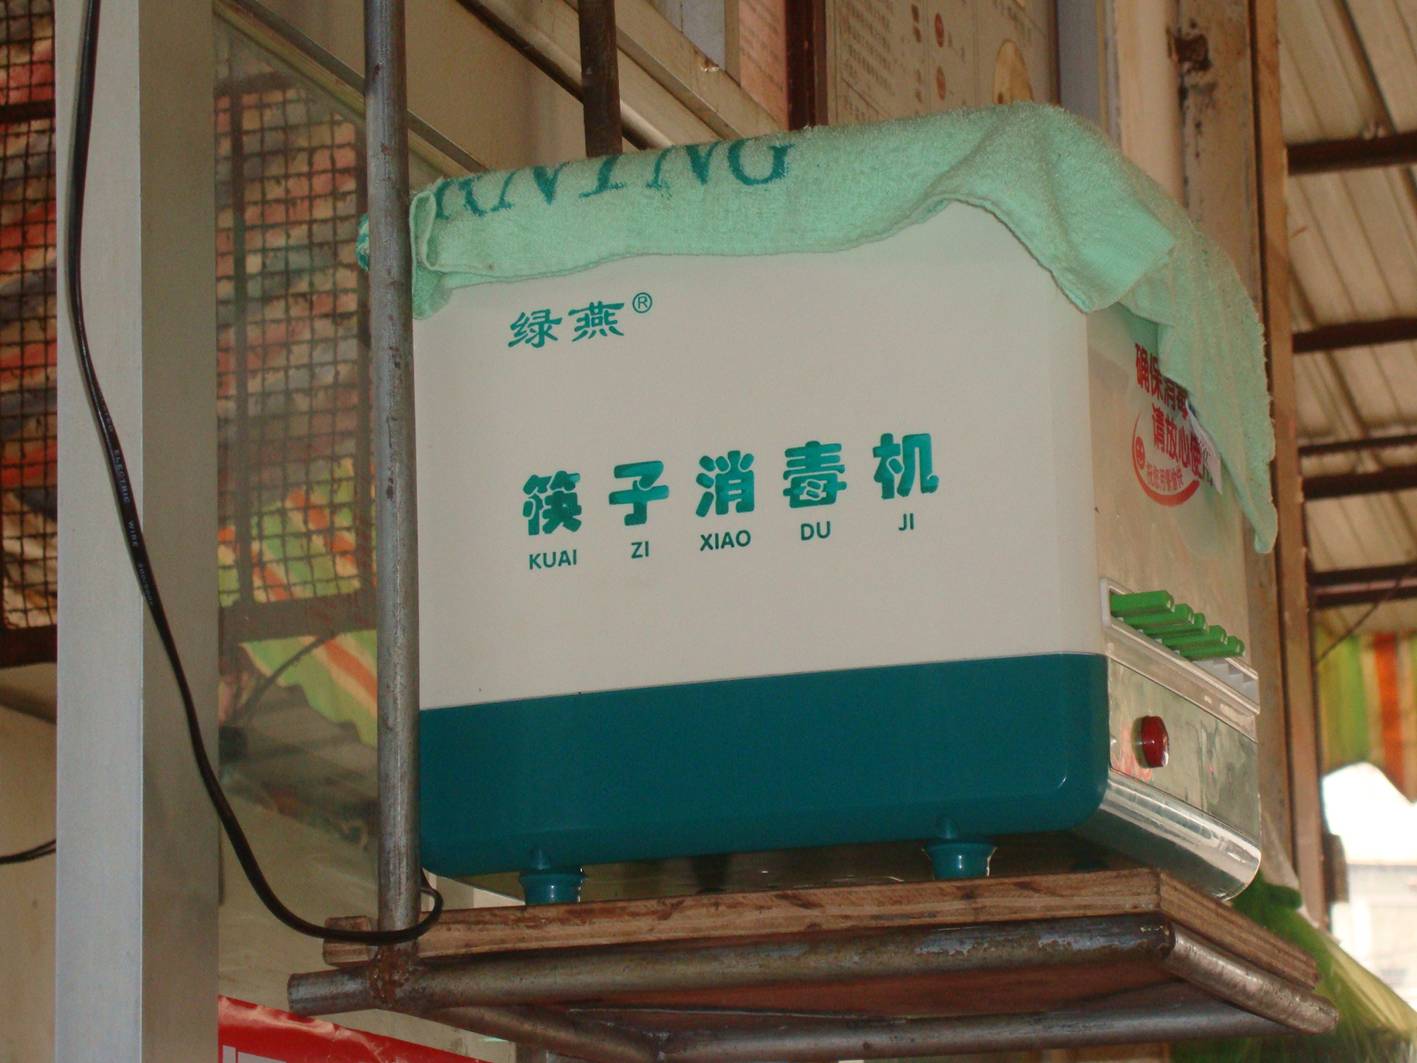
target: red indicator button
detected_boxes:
[1137,716,1170,768]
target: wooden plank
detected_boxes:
[325,870,1164,962]
[1178,0,1261,290]
[324,870,1316,987]
[1176,0,1300,907]
[1153,875,1315,985]
[1252,0,1328,924]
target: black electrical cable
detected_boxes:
[66,0,440,945]
[228,631,337,727]
[0,839,54,865]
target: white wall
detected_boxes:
[0,703,55,1063]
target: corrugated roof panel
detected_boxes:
[1343,0,1417,128]
[1281,0,1417,639]
[1279,0,1384,139]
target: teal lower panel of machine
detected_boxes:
[419,652,1111,881]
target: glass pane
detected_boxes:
[213,20,502,1058]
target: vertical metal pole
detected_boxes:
[364,0,421,937]
[577,0,623,157]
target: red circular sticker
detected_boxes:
[1132,413,1200,506]
[1129,344,1213,507]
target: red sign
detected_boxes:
[219,996,490,1063]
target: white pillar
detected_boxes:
[54,0,218,1058]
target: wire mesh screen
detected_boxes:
[0,10,438,669]
[216,29,377,647]
[212,24,447,845]
[0,0,57,664]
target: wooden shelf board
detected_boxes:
[325,868,1317,988]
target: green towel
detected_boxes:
[367,103,1276,550]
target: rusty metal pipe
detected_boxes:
[577,0,622,156]
[434,1005,657,1063]
[363,0,422,942]
[658,997,1295,1062]
[287,964,374,1016]
[280,970,649,1063]
[1163,927,1338,1034]
[289,916,1172,1015]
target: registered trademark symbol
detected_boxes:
[632,291,653,314]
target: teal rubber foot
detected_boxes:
[520,866,585,905]
[925,839,995,880]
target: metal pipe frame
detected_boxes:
[313,990,1299,1063]
[437,1006,657,1063]
[577,0,623,156]
[656,996,1292,1062]
[1160,927,1336,1032]
[785,0,828,130]
[290,915,1174,1015]
[364,0,423,940]
[289,912,1336,1058]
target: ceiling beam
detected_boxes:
[1310,562,1417,587]
[1310,563,1417,610]
[1312,584,1417,610]
[1304,465,1417,500]
[1292,316,1417,354]
[1299,431,1417,457]
[1286,129,1417,175]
